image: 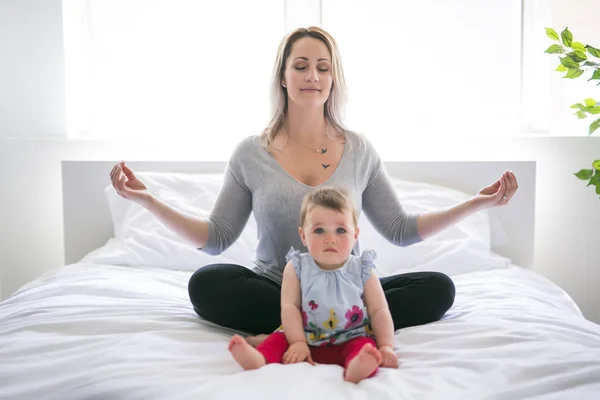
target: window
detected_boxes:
[322,0,524,142]
[62,0,284,146]
[63,0,600,144]
[524,0,600,136]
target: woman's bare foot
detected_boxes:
[344,344,383,384]
[228,334,267,370]
[246,334,268,348]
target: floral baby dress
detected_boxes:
[285,246,377,347]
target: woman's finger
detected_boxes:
[122,163,137,180]
[111,165,121,189]
[509,171,518,191]
[110,164,118,179]
[118,174,128,195]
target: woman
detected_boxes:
[109,27,518,346]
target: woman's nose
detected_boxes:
[305,68,319,82]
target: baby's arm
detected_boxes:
[364,271,398,368]
[280,262,313,364]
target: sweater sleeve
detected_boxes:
[200,140,253,255]
[360,138,422,247]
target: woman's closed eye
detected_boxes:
[294,67,329,72]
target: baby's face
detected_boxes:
[300,205,358,270]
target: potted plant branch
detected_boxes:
[545,27,600,199]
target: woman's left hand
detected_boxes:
[473,170,519,210]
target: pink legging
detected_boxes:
[257,331,378,376]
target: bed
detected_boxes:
[1,160,599,400]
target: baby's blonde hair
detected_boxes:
[299,187,357,228]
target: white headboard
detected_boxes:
[62,161,536,268]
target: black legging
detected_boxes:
[188,264,456,335]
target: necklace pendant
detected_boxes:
[320,148,327,154]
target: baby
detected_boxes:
[228,186,398,383]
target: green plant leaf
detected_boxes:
[567,51,587,62]
[596,184,600,195]
[571,42,586,52]
[574,169,594,180]
[561,27,573,47]
[593,160,600,170]
[571,103,586,109]
[589,69,600,81]
[545,27,560,40]
[560,57,581,69]
[586,45,600,57]
[545,44,565,54]
[555,64,569,72]
[583,61,600,67]
[587,172,600,187]
[584,98,597,107]
[584,106,600,115]
[565,68,584,79]
[576,111,588,119]
[590,118,600,135]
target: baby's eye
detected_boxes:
[336,228,347,234]
[314,228,325,234]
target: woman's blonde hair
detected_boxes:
[260,26,348,148]
[299,187,357,228]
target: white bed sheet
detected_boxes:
[1,261,599,400]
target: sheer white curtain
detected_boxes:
[62,0,284,146]
[322,0,524,142]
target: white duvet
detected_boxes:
[1,261,600,400]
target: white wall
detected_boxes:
[0,0,599,325]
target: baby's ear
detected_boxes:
[354,226,360,241]
[298,226,306,245]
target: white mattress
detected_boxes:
[1,262,599,400]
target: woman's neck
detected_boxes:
[285,105,328,141]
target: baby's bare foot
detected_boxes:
[246,334,268,348]
[228,334,267,370]
[344,344,382,384]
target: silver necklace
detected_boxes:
[284,126,332,169]
[284,125,330,154]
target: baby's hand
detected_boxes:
[379,345,399,368]
[283,342,314,365]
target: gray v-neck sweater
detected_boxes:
[202,131,421,284]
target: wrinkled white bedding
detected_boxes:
[1,261,599,400]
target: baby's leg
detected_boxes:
[342,337,382,383]
[228,335,267,370]
[229,331,289,370]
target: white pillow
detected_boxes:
[102,172,258,269]
[97,172,508,276]
[357,179,509,277]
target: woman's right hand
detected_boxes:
[110,161,152,206]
